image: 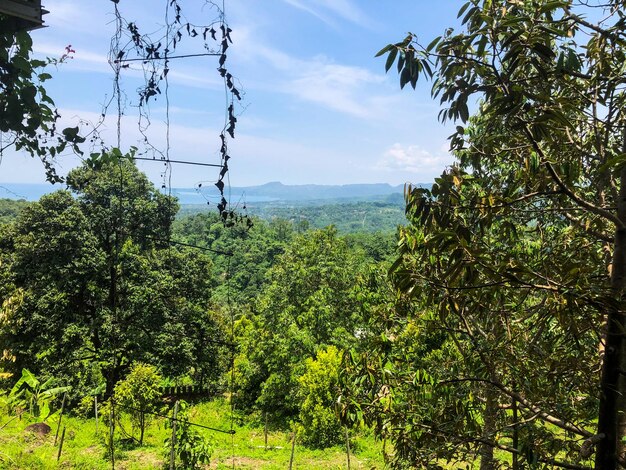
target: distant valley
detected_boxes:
[0,181,431,232]
[0,181,428,204]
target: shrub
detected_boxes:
[297,346,343,448]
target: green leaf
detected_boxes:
[385,47,398,72]
[426,36,441,52]
[457,1,471,19]
[375,44,393,58]
[10,369,39,397]
[12,56,31,72]
[400,67,411,89]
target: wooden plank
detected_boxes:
[0,0,46,29]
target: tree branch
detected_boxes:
[440,376,593,438]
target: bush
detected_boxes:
[75,395,96,418]
[297,346,343,449]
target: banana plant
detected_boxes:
[9,368,70,419]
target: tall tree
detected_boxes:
[0,157,223,396]
[372,1,626,467]
[233,227,370,428]
[342,167,601,468]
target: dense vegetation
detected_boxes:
[346,0,626,468]
[3,1,626,469]
[178,195,407,234]
[0,198,29,224]
[0,158,400,468]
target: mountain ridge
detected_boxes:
[0,181,428,204]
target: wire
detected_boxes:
[111,400,235,435]
[114,52,221,62]
[142,234,234,256]
[125,155,224,168]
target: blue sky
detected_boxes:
[2,0,465,188]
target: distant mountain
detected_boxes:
[224,181,406,201]
[0,181,429,204]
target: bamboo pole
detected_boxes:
[288,431,296,470]
[57,426,66,461]
[345,426,351,470]
[54,392,66,445]
[109,399,115,470]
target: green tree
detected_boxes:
[0,156,223,396]
[370,1,626,467]
[114,363,161,445]
[342,173,600,468]
[173,212,291,304]
[0,198,29,224]
[233,227,370,425]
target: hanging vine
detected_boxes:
[95,0,249,226]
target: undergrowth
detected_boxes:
[0,398,385,469]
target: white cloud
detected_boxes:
[233,33,389,119]
[33,42,223,92]
[285,59,386,118]
[376,143,454,178]
[281,0,373,28]
[42,1,113,36]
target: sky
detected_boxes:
[1,0,466,188]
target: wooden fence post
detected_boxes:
[95,395,99,434]
[169,400,179,470]
[109,398,115,470]
[264,412,268,450]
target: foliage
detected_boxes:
[233,227,361,418]
[0,156,225,397]
[0,17,83,181]
[297,346,343,449]
[233,227,388,433]
[243,198,407,234]
[163,400,212,469]
[75,394,98,419]
[115,363,162,445]
[9,368,69,419]
[173,212,292,305]
[0,198,29,224]
[368,0,626,468]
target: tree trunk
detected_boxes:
[139,412,145,445]
[479,384,497,470]
[595,165,626,469]
[105,365,122,398]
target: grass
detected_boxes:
[0,399,385,469]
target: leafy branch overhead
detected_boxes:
[0,17,84,183]
[360,1,626,469]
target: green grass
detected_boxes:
[0,399,385,469]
